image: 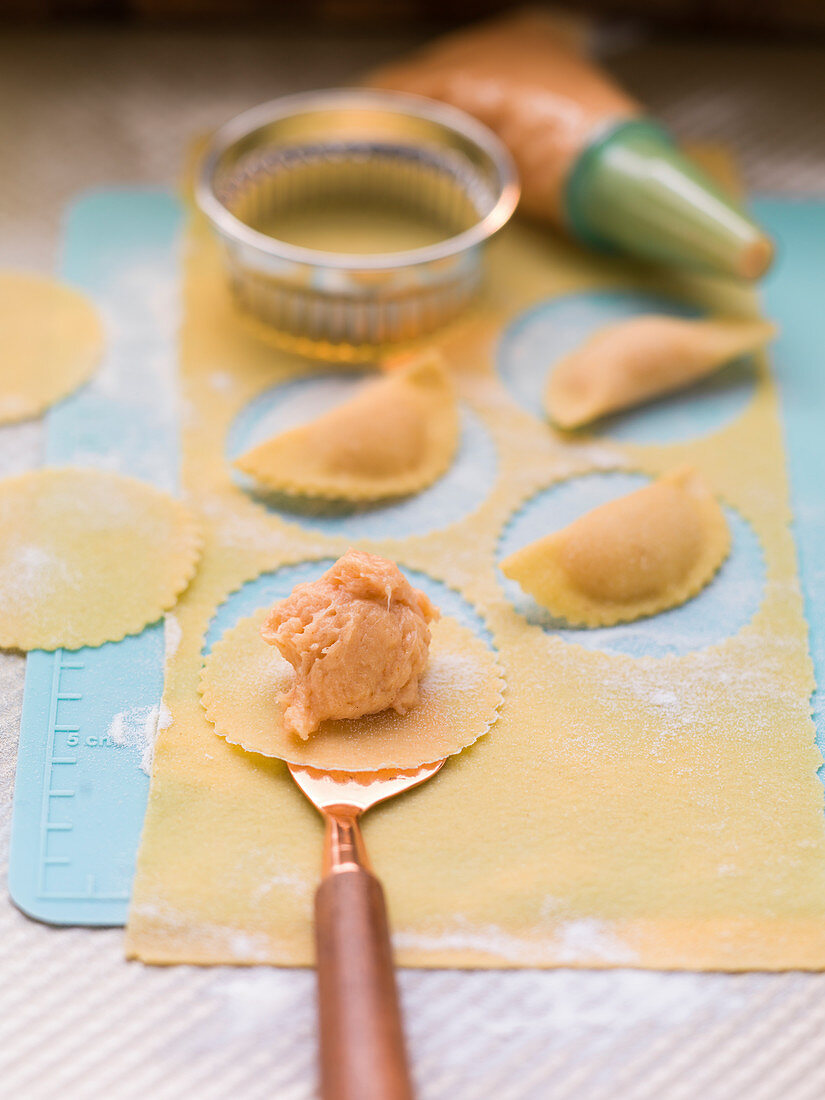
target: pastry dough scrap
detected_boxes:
[0,271,103,424]
[545,315,776,429]
[501,466,731,626]
[0,468,202,650]
[200,610,504,771]
[234,353,459,500]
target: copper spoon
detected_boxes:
[288,759,446,1100]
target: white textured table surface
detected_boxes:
[2,28,825,1100]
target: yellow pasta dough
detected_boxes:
[234,353,459,499]
[128,149,825,972]
[0,271,103,424]
[200,610,504,771]
[500,466,731,626]
[0,469,202,650]
[545,315,776,429]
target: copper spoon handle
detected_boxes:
[315,812,414,1100]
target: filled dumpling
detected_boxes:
[235,353,459,500]
[500,466,731,626]
[545,315,776,429]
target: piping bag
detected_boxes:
[370,9,773,280]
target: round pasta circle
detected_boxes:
[0,468,202,650]
[200,609,504,772]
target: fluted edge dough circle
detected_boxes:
[0,468,202,650]
[0,271,104,423]
[200,609,505,772]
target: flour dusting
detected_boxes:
[108,703,161,776]
[0,545,71,608]
[552,919,638,964]
[76,255,181,490]
[251,871,311,903]
[132,900,272,962]
[394,916,639,967]
[151,701,174,775]
[424,649,486,695]
[164,613,182,664]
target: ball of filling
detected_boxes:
[261,549,439,739]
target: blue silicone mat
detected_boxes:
[7,191,825,926]
[8,190,184,925]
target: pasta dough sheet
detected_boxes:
[126,149,825,969]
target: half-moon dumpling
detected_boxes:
[500,466,731,626]
[545,315,776,429]
[235,353,459,500]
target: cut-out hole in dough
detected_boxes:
[234,353,459,500]
[0,270,103,424]
[500,466,730,627]
[201,610,504,772]
[545,315,776,429]
[0,468,202,651]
